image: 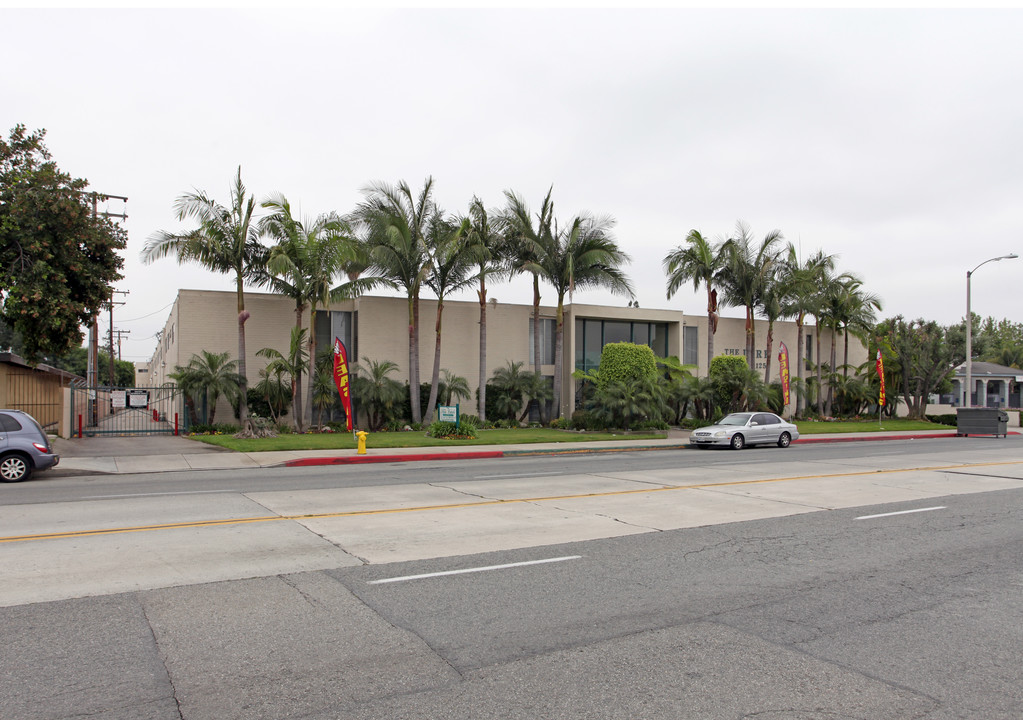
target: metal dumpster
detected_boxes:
[956,407,1009,437]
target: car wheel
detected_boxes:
[729,434,745,450]
[0,453,32,482]
[777,432,791,448]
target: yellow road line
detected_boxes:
[3,460,1021,544]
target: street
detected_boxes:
[2,438,1022,719]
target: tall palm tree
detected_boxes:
[834,276,883,381]
[779,247,836,416]
[142,167,266,432]
[422,214,474,423]
[259,194,384,431]
[664,229,724,373]
[502,188,555,390]
[464,197,507,422]
[758,275,787,385]
[524,213,634,420]
[356,177,437,424]
[718,221,784,370]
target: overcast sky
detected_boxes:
[4,8,1022,363]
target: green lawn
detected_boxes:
[793,418,945,434]
[189,427,669,453]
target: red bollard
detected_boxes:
[174,413,179,436]
[153,408,158,422]
[78,414,82,439]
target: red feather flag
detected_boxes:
[333,337,353,432]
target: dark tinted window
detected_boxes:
[0,413,24,432]
[753,413,777,425]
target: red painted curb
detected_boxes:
[284,450,505,467]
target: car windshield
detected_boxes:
[719,413,752,426]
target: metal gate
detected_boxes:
[69,382,189,437]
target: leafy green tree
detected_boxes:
[142,168,267,432]
[710,355,767,413]
[51,346,134,387]
[664,229,725,372]
[1,125,126,361]
[169,350,242,425]
[356,178,437,424]
[878,316,955,419]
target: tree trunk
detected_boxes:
[795,313,804,417]
[236,276,249,430]
[552,299,564,420]
[478,282,487,422]
[764,320,774,384]
[292,303,304,433]
[706,286,716,375]
[407,294,421,424]
[306,305,317,431]
[532,274,546,424]
[826,328,837,415]
[424,299,444,424]
[815,319,823,416]
[745,305,755,369]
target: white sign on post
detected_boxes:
[111,391,126,409]
[437,405,459,424]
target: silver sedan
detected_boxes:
[688,412,799,450]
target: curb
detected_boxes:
[283,450,504,467]
[279,431,998,467]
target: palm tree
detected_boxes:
[664,229,725,372]
[142,167,266,432]
[356,178,437,423]
[489,360,538,422]
[169,350,242,425]
[718,221,784,369]
[422,214,474,423]
[464,197,507,422]
[502,188,555,390]
[779,247,836,416]
[758,276,787,385]
[260,197,385,431]
[440,369,472,407]
[351,357,404,430]
[524,212,634,420]
[256,326,309,427]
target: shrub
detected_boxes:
[633,419,670,431]
[188,422,240,435]
[681,418,715,430]
[426,420,478,439]
[549,417,570,430]
[494,418,519,429]
[276,422,294,434]
[596,342,658,389]
[925,414,958,426]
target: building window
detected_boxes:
[529,317,556,365]
[683,326,699,366]
[574,318,670,374]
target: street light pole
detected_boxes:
[965,253,1018,408]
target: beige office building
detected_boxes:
[141,289,860,423]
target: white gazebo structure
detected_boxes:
[953,361,1023,408]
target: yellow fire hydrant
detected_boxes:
[356,430,368,455]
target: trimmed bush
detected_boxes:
[426,420,478,439]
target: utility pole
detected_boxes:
[107,289,129,385]
[112,329,131,360]
[87,193,127,391]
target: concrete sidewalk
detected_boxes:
[46,428,986,477]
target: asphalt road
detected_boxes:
[2,439,1021,719]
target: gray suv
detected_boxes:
[0,409,60,482]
